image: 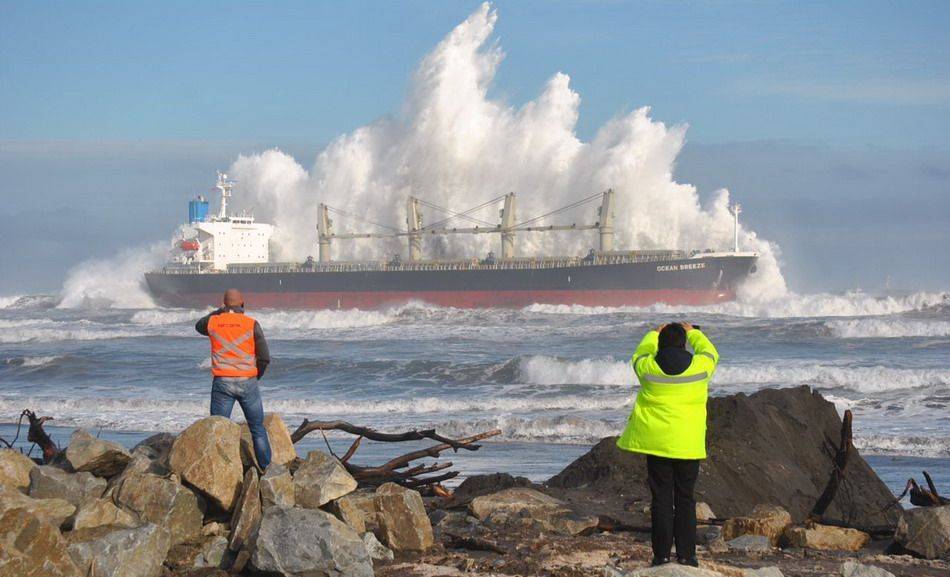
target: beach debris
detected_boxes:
[66,523,171,577]
[721,505,793,546]
[783,522,870,551]
[251,506,374,577]
[290,418,501,489]
[374,482,436,551]
[0,446,36,491]
[29,465,106,507]
[112,471,203,546]
[168,416,243,512]
[240,413,297,468]
[259,462,295,508]
[809,409,854,521]
[64,429,131,478]
[0,508,82,577]
[294,449,358,508]
[0,483,75,528]
[894,504,950,559]
[22,409,59,464]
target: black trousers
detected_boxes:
[646,455,701,561]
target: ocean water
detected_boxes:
[1,291,949,495]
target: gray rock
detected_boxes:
[293,450,358,509]
[260,462,295,508]
[727,534,772,554]
[894,504,950,559]
[165,535,231,570]
[251,506,373,577]
[131,432,175,467]
[65,429,131,478]
[620,564,725,576]
[469,487,598,536]
[66,523,171,577]
[840,561,896,577]
[112,471,203,546]
[362,531,394,562]
[229,467,262,552]
[743,567,785,577]
[29,464,106,506]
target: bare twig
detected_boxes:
[291,419,490,451]
[340,436,362,463]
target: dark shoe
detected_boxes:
[677,557,699,567]
[651,557,671,566]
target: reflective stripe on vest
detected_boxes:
[642,371,708,384]
[208,313,258,378]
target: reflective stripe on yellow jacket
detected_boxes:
[616,329,719,459]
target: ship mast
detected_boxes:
[731,202,742,252]
[407,197,423,262]
[215,171,234,220]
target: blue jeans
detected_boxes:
[210,377,271,470]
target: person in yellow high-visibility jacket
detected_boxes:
[617,322,719,568]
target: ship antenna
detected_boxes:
[731,202,742,252]
[215,171,234,220]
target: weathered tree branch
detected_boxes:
[23,410,58,464]
[291,419,491,451]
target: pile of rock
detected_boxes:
[0,413,437,577]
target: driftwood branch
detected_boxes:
[291,419,488,451]
[809,409,853,521]
[292,418,501,489]
[23,410,58,464]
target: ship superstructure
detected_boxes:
[147,171,757,309]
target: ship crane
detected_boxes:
[317,189,616,263]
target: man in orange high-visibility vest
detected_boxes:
[195,289,272,470]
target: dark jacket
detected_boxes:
[195,307,271,378]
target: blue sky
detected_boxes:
[1,1,949,293]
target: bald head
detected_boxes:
[223,289,244,308]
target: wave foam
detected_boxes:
[3,355,62,368]
[826,318,950,339]
[527,291,949,318]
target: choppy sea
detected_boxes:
[2,291,948,496]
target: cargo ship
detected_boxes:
[145,172,757,309]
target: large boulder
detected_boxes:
[841,561,896,577]
[0,483,75,528]
[374,482,435,551]
[721,505,793,546]
[894,504,950,559]
[293,450,357,509]
[29,465,106,506]
[66,523,171,577]
[72,498,138,531]
[0,508,81,577]
[251,506,373,577]
[0,448,36,491]
[229,468,262,553]
[549,387,901,529]
[112,471,203,546]
[169,416,244,511]
[260,463,295,508]
[240,413,297,468]
[328,490,378,534]
[784,522,869,551]
[469,487,599,536]
[65,429,131,478]
[130,432,176,471]
[165,535,230,571]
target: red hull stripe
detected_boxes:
[160,289,735,310]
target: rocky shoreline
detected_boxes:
[2,386,948,577]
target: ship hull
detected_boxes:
[145,254,756,309]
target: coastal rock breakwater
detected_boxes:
[2,387,948,577]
